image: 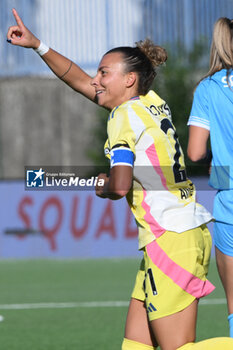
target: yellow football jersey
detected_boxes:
[104,90,212,249]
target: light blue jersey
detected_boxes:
[188,69,233,225]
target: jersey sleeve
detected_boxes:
[108,106,145,152]
[187,80,210,130]
[107,105,145,167]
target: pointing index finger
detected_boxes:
[12,8,25,30]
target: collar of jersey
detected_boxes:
[111,95,140,112]
[109,95,141,120]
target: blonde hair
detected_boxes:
[106,39,167,95]
[202,17,233,84]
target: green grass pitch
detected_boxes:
[0,258,229,349]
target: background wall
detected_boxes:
[0,78,99,178]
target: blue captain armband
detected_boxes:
[110,147,134,168]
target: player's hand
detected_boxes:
[7,8,40,49]
[95,173,109,198]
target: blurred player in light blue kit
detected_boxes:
[7,8,233,350]
[188,17,233,339]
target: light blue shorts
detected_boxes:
[213,221,233,257]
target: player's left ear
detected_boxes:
[126,72,137,88]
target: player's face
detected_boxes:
[91,52,130,110]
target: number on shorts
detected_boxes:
[147,268,158,296]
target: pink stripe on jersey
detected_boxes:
[141,189,166,238]
[145,143,168,190]
[146,240,215,298]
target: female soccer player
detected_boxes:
[187,17,233,339]
[7,8,233,350]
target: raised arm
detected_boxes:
[7,8,96,102]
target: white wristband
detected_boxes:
[34,41,49,56]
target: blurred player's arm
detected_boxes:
[95,166,133,200]
[7,8,96,102]
[187,125,210,162]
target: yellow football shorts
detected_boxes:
[131,224,215,321]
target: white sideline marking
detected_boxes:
[199,298,226,305]
[0,301,129,310]
[0,298,226,311]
